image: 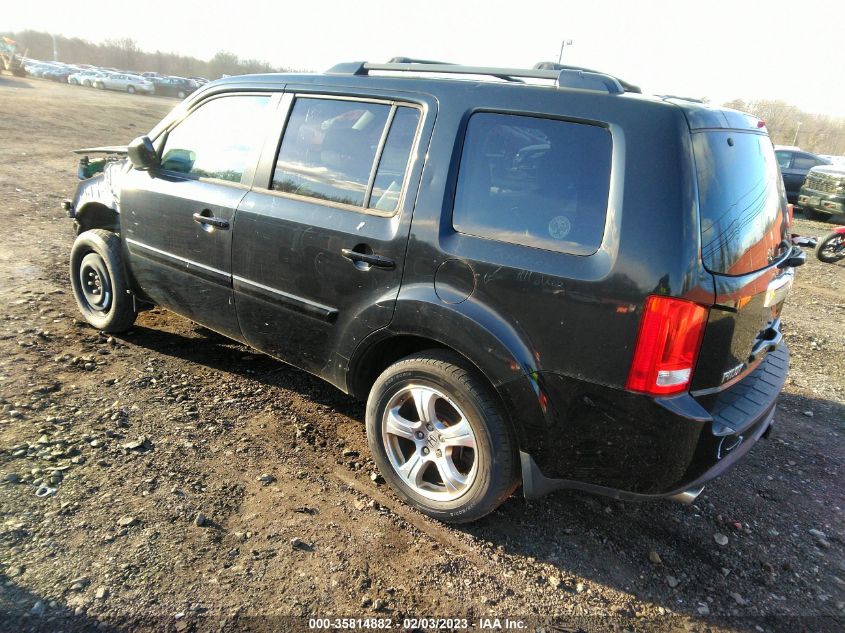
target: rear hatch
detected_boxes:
[690,127,796,392]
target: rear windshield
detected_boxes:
[694,132,787,275]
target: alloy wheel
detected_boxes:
[381,385,478,501]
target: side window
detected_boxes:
[369,107,421,213]
[452,112,612,255]
[160,95,271,184]
[775,151,792,169]
[791,154,818,170]
[271,98,420,211]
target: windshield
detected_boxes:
[694,131,787,275]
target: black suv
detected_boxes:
[64,60,804,522]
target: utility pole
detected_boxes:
[50,33,58,61]
[792,121,802,146]
[558,39,573,64]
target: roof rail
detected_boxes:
[657,94,704,103]
[533,62,641,94]
[325,61,627,93]
[387,56,455,65]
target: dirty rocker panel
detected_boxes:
[232,275,338,323]
[125,238,230,287]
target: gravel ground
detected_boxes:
[0,77,843,633]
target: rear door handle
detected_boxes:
[748,326,783,363]
[192,212,229,229]
[341,248,395,270]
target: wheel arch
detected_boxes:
[74,202,120,234]
[347,302,554,454]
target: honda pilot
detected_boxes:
[63,60,804,522]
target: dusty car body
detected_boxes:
[64,60,802,522]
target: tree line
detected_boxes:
[1,29,292,79]
[723,98,845,156]
[5,29,843,156]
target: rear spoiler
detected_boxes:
[72,146,127,179]
[72,145,128,155]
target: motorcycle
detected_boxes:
[815,226,845,263]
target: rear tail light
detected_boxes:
[787,203,794,226]
[625,295,709,396]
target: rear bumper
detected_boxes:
[520,344,789,500]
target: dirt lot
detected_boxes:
[0,77,843,633]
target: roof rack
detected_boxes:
[325,60,627,94]
[386,56,455,65]
[533,62,641,94]
[657,94,704,103]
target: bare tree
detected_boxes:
[724,98,845,155]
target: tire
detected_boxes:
[70,229,137,333]
[816,232,845,263]
[177,90,186,99]
[127,85,136,94]
[96,82,105,90]
[366,350,519,523]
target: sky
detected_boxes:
[5,0,845,116]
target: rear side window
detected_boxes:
[272,98,420,212]
[792,154,819,170]
[369,107,421,213]
[695,132,786,275]
[775,151,792,169]
[452,112,612,255]
[160,95,271,184]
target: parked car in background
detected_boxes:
[95,73,154,94]
[151,76,197,99]
[68,70,102,85]
[775,145,832,205]
[43,66,76,82]
[798,164,845,221]
[26,63,60,77]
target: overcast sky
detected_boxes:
[6,0,844,116]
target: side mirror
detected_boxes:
[127,136,159,171]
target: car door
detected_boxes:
[120,92,277,340]
[232,90,433,387]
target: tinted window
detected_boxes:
[369,107,421,213]
[695,132,785,275]
[792,154,819,170]
[272,98,391,207]
[775,151,792,169]
[160,95,271,184]
[452,113,612,254]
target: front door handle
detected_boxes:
[341,248,395,270]
[192,212,229,229]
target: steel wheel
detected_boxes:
[70,230,136,332]
[78,252,113,314]
[381,384,478,501]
